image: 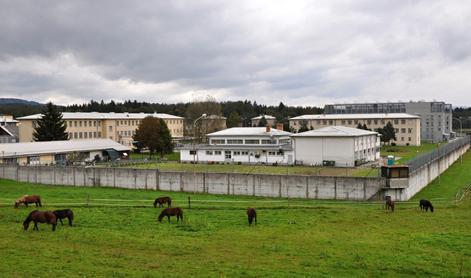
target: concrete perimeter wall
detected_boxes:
[0,165,385,201]
[383,143,469,201]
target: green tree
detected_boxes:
[257,116,268,127]
[298,120,309,132]
[376,122,396,145]
[33,102,68,141]
[133,116,174,158]
[227,112,241,128]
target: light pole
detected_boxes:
[452,117,463,137]
[192,114,207,164]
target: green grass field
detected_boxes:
[1,152,470,277]
[381,142,440,164]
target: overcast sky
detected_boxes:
[1,0,471,107]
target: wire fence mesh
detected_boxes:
[407,136,470,173]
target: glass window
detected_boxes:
[245,139,260,144]
[227,139,243,144]
[214,151,222,155]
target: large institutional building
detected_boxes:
[324,101,452,142]
[17,112,184,147]
[0,115,18,143]
[289,113,421,146]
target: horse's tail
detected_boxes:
[38,197,42,207]
[153,199,158,208]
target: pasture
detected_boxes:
[1,152,471,277]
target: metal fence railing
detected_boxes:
[407,136,470,173]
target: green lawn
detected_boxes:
[129,151,180,161]
[0,152,470,277]
[119,161,379,177]
[381,142,440,164]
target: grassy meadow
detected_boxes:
[0,152,470,277]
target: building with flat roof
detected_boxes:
[17,112,184,146]
[0,139,130,165]
[291,126,380,167]
[251,115,276,127]
[324,101,452,142]
[179,126,293,165]
[289,113,421,146]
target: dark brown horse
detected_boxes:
[385,199,395,212]
[247,208,257,226]
[158,207,183,223]
[419,199,434,212]
[23,210,57,231]
[14,195,42,208]
[154,196,172,208]
[53,209,74,226]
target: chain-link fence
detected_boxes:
[407,136,470,173]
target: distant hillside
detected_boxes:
[0,98,42,106]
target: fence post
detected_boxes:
[188,196,191,209]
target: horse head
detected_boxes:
[23,220,30,230]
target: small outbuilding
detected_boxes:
[291,126,380,167]
[0,139,130,165]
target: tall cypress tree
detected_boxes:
[33,102,69,141]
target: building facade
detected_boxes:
[17,112,184,146]
[0,139,130,166]
[289,113,421,146]
[0,115,19,143]
[251,115,276,127]
[324,101,452,142]
[179,126,293,165]
[291,126,380,167]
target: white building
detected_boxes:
[179,126,293,165]
[0,139,130,166]
[291,126,380,167]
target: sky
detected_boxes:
[1,0,471,107]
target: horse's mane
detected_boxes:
[16,195,29,203]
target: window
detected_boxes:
[408,137,412,141]
[89,132,93,138]
[401,119,406,124]
[233,151,241,156]
[205,151,213,155]
[211,139,225,145]
[261,139,275,144]
[279,139,290,144]
[394,119,399,124]
[84,132,88,139]
[215,151,222,155]
[242,151,249,155]
[401,128,406,133]
[225,151,231,159]
[93,132,97,138]
[227,139,243,144]
[84,121,87,127]
[401,137,404,141]
[74,121,77,127]
[109,126,113,132]
[245,139,260,144]
[74,132,78,138]
[189,150,196,155]
[268,151,276,156]
[98,132,102,138]
[27,156,40,165]
[408,128,412,133]
[79,132,83,139]
[79,121,82,127]
[93,121,97,127]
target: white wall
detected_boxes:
[180,149,293,165]
[293,137,355,167]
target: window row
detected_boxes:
[69,131,102,139]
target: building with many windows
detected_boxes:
[17,112,184,146]
[324,101,452,142]
[291,126,380,167]
[289,113,421,146]
[179,126,293,164]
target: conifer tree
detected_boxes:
[33,102,68,141]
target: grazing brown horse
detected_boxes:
[247,208,257,226]
[385,199,395,212]
[14,195,42,208]
[23,210,57,231]
[154,196,172,208]
[158,207,183,223]
[53,209,74,226]
[419,199,434,212]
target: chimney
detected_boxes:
[276,123,284,131]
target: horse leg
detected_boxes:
[52,224,56,231]
[34,222,38,231]
[68,217,73,226]
[168,215,171,223]
[59,218,64,225]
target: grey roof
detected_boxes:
[291,126,378,137]
[207,127,291,137]
[252,115,276,120]
[290,113,420,120]
[0,139,130,157]
[17,112,183,120]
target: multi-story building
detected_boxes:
[0,115,19,143]
[179,126,293,165]
[324,101,452,142]
[289,113,421,146]
[17,112,184,147]
[251,115,276,127]
[291,126,380,167]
